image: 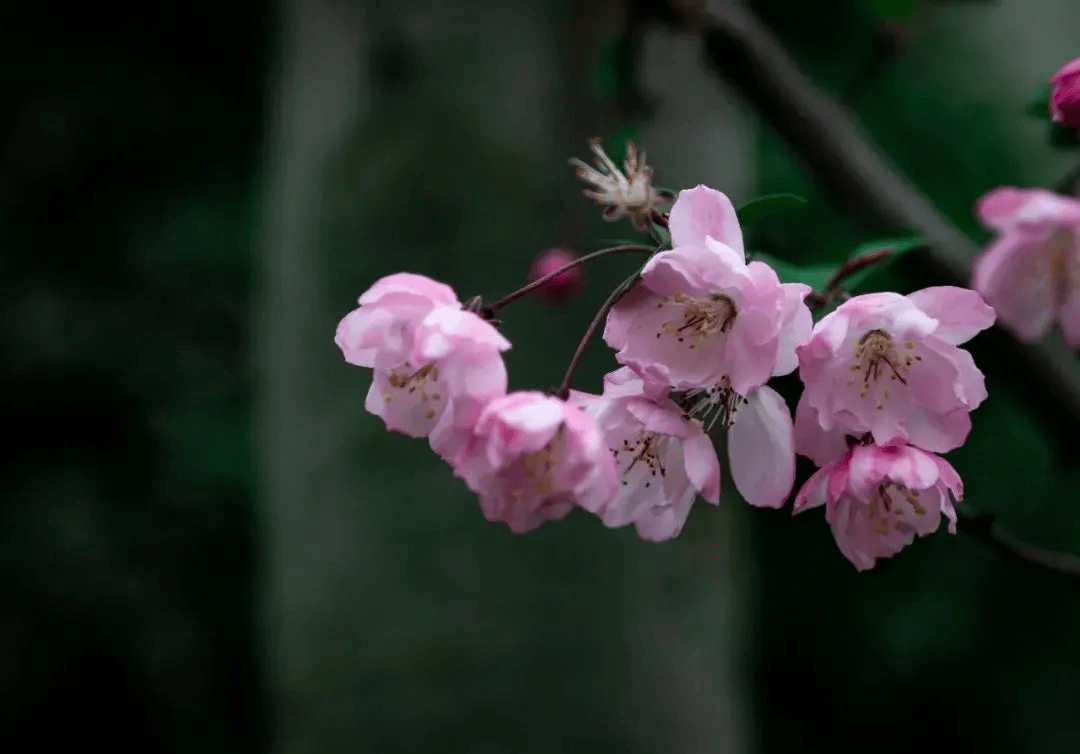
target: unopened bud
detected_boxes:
[529,248,584,304]
[1051,58,1080,133]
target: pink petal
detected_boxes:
[633,486,697,541]
[793,463,832,513]
[358,272,460,308]
[828,498,879,571]
[792,393,850,467]
[1060,252,1080,349]
[415,307,510,360]
[905,286,996,345]
[640,244,745,296]
[335,307,392,367]
[774,283,813,376]
[668,184,745,259]
[728,386,796,509]
[681,430,721,504]
[976,187,1033,230]
[972,233,1056,342]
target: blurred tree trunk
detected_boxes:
[258,2,757,752]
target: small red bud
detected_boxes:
[529,248,584,305]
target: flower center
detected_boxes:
[385,362,442,419]
[508,425,567,499]
[868,482,927,535]
[612,431,670,489]
[658,292,737,349]
[849,329,920,404]
[679,378,746,429]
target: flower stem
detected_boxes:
[488,244,653,312]
[554,272,641,399]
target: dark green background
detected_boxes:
[2,1,1078,751]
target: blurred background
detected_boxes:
[3,0,1080,751]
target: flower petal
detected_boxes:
[728,386,796,508]
[906,286,995,345]
[668,184,745,259]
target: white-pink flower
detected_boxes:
[452,392,618,534]
[603,185,812,394]
[335,272,510,441]
[793,441,962,571]
[570,368,720,541]
[796,287,994,454]
[972,186,1080,348]
[576,365,798,521]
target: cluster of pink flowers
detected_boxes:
[335,181,1004,570]
[791,288,994,569]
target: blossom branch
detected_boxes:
[489,244,655,312]
[806,245,906,311]
[957,503,1080,586]
[675,0,1080,436]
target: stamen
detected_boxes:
[849,328,910,401]
[658,292,738,349]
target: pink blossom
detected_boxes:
[1050,58,1080,132]
[579,366,796,521]
[570,368,720,541]
[452,392,618,534]
[336,273,510,440]
[335,272,459,368]
[797,288,993,453]
[603,186,812,393]
[793,442,962,571]
[528,247,584,303]
[973,186,1080,347]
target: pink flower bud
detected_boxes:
[1050,58,1080,132]
[528,248,584,304]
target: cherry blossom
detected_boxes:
[793,441,962,571]
[603,186,812,394]
[796,288,994,453]
[973,186,1080,347]
[336,272,510,440]
[452,392,618,534]
[570,368,720,541]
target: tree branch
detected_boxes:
[675,0,1080,436]
[672,0,1080,582]
[956,503,1080,588]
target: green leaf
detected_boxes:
[750,250,835,290]
[843,236,924,292]
[736,193,808,226]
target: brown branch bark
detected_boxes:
[671,0,1080,582]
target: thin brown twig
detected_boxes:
[488,244,654,312]
[555,273,641,399]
